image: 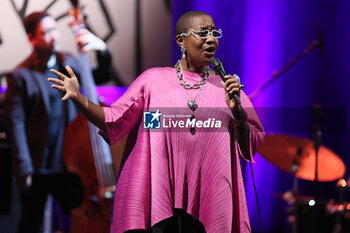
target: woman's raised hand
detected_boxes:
[49,65,105,130]
[48,65,80,101]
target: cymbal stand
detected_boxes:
[291,148,302,194]
[287,148,302,233]
[311,105,323,233]
[248,38,322,101]
[313,105,323,203]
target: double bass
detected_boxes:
[63,1,126,232]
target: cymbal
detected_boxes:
[258,134,346,182]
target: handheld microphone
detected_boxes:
[211,58,242,105]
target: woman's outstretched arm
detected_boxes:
[48,65,106,132]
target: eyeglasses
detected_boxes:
[181,28,223,40]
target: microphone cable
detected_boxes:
[211,58,264,233]
[249,160,264,233]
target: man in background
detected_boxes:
[5,11,115,233]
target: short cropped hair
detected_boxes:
[23,11,50,34]
[175,11,212,35]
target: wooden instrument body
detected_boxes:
[63,112,127,233]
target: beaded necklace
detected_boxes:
[175,60,210,135]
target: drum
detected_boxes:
[293,199,350,233]
[295,200,334,233]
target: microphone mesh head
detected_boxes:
[211,58,226,75]
[211,58,221,70]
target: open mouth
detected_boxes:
[203,47,216,56]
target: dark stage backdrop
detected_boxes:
[172,1,350,232]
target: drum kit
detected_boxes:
[259,134,348,233]
[247,26,348,232]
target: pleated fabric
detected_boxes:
[100,67,265,233]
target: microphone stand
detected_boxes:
[311,105,323,233]
[248,38,322,100]
[312,105,322,202]
[289,148,302,233]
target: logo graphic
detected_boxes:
[143,110,162,129]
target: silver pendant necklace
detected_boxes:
[175,60,210,135]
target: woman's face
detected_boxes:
[182,15,219,68]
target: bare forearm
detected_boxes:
[234,121,251,160]
[73,92,106,132]
[232,103,251,160]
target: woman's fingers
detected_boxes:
[223,75,240,94]
[226,83,240,94]
[50,66,76,80]
[62,94,70,101]
[51,84,76,101]
[51,84,65,92]
[65,65,76,78]
[50,68,66,80]
[47,77,64,86]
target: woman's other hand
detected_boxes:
[221,74,241,110]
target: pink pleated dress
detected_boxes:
[99,67,265,233]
